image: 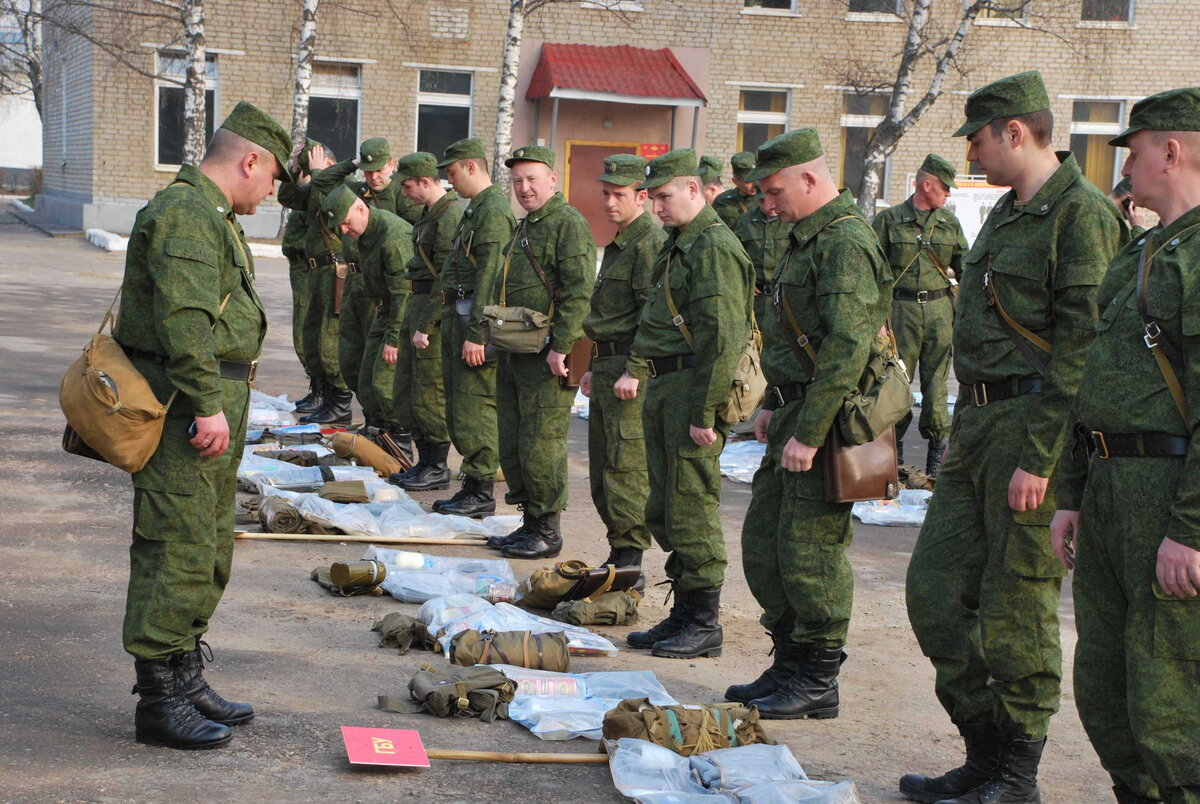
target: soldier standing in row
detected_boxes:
[486,146,596,560]
[1052,88,1200,804]
[282,139,330,412]
[902,72,1125,804]
[615,149,752,659]
[432,139,514,518]
[580,154,666,572]
[699,154,724,205]
[734,182,793,327]
[713,150,759,229]
[350,137,424,224]
[389,152,462,492]
[872,153,968,475]
[728,129,891,719]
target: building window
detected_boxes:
[1081,0,1132,22]
[848,0,900,14]
[1069,100,1124,191]
[156,52,217,167]
[978,4,1026,21]
[416,69,472,160]
[744,0,796,9]
[840,92,890,200]
[737,89,789,153]
[308,62,361,164]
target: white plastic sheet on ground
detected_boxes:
[572,389,590,420]
[246,422,322,442]
[912,391,956,419]
[851,489,933,527]
[492,666,679,740]
[608,738,861,803]
[247,389,297,428]
[416,594,619,659]
[362,546,518,604]
[719,440,766,484]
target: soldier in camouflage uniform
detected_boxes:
[388,152,463,492]
[431,138,515,518]
[114,103,291,750]
[322,185,412,441]
[725,129,891,720]
[872,153,968,475]
[614,149,753,659]
[699,154,724,205]
[580,154,667,572]
[282,139,329,411]
[734,191,794,329]
[901,72,1126,804]
[1052,88,1200,804]
[485,145,596,560]
[712,151,759,230]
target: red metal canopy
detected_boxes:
[525,43,706,106]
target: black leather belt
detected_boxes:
[124,346,257,383]
[410,279,434,294]
[772,382,806,406]
[1078,426,1189,459]
[965,376,1043,407]
[307,252,346,269]
[591,340,632,358]
[442,290,470,306]
[646,355,696,378]
[894,287,953,303]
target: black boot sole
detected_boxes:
[651,645,723,659]
[203,711,255,726]
[757,706,838,720]
[897,776,972,804]
[135,729,234,750]
[398,481,451,491]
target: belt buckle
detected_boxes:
[247,360,259,384]
[916,290,929,304]
[590,342,600,359]
[307,257,317,270]
[971,383,988,407]
[1091,430,1110,459]
[774,386,786,407]
[647,359,659,378]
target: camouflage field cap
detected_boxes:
[359,138,391,171]
[1109,87,1200,147]
[218,101,295,182]
[322,184,360,229]
[699,155,723,184]
[746,128,824,182]
[297,138,323,174]
[597,153,648,186]
[438,137,486,169]
[953,71,1050,138]
[395,151,440,181]
[640,149,700,191]
[919,153,958,189]
[730,151,757,180]
[504,144,555,169]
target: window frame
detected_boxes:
[1068,98,1126,193]
[839,90,892,204]
[736,86,791,154]
[845,0,904,21]
[308,60,364,166]
[741,0,800,14]
[414,68,474,155]
[153,50,219,172]
[1080,0,1134,24]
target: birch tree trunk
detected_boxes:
[492,0,526,197]
[290,0,319,151]
[180,0,207,166]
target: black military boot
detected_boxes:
[396,441,451,491]
[436,477,496,519]
[926,440,948,478]
[300,387,352,425]
[600,546,646,591]
[935,736,1045,804]
[177,643,254,726]
[899,722,1002,803]
[751,644,845,719]
[293,377,322,412]
[501,512,563,560]
[725,635,805,703]
[487,504,532,548]
[652,587,722,658]
[627,583,690,649]
[132,657,232,750]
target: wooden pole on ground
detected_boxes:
[425,749,608,765]
[234,531,488,546]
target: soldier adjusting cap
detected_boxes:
[640,149,700,190]
[504,144,555,169]
[952,71,1050,138]
[438,137,486,168]
[1109,87,1200,147]
[597,153,649,186]
[321,184,360,229]
[919,153,958,189]
[218,101,295,183]
[395,151,439,181]
[359,138,391,171]
[746,128,824,182]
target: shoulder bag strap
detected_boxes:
[1135,225,1200,423]
[774,215,858,367]
[661,223,724,350]
[496,232,521,307]
[983,255,1052,377]
[517,218,558,320]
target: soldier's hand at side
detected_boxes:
[782,438,818,472]
[613,374,639,400]
[413,331,430,350]
[463,340,486,367]
[580,371,592,398]
[382,344,398,365]
[1050,509,1079,570]
[690,425,718,448]
[1008,467,1049,512]
[190,412,230,458]
[1157,537,1200,598]
[754,409,773,443]
[547,350,568,377]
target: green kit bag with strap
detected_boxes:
[379,663,515,722]
[601,698,773,756]
[448,629,571,672]
[482,224,554,353]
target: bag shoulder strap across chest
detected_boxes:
[1135,223,1200,423]
[775,214,860,367]
[894,214,953,287]
[661,223,726,349]
[983,254,1052,377]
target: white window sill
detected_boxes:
[581,1,643,10]
[1076,19,1135,29]
[740,7,802,17]
[976,16,1025,27]
[844,12,903,23]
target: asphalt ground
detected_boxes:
[0,217,1109,803]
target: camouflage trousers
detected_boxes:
[338,278,396,424]
[440,304,498,480]
[587,354,650,551]
[1074,456,1200,802]
[892,294,954,444]
[496,351,575,518]
[287,255,313,377]
[393,293,447,443]
[123,373,249,660]
[906,395,1064,739]
[643,368,728,591]
[304,263,347,391]
[742,400,854,647]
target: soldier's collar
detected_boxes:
[523,191,566,224]
[464,184,499,216]
[611,211,654,248]
[1010,151,1082,218]
[1147,203,1200,252]
[790,190,858,246]
[426,190,457,218]
[674,204,721,252]
[175,164,233,218]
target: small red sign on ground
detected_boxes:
[340,726,430,768]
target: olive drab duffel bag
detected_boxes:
[601,698,773,756]
[448,629,571,672]
[379,663,516,723]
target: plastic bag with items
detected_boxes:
[851,489,933,527]
[416,595,618,658]
[365,547,518,604]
